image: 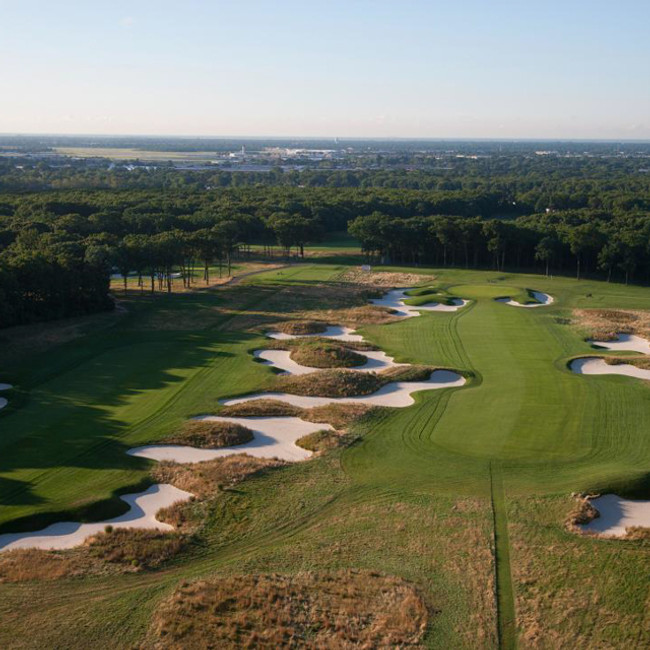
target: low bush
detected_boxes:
[276,369,383,397]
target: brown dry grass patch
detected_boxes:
[289,342,367,369]
[273,365,436,398]
[296,429,344,453]
[339,268,434,288]
[574,308,650,340]
[145,569,428,649]
[604,356,650,370]
[151,456,285,499]
[219,399,303,418]
[220,399,373,431]
[0,549,91,583]
[85,529,186,569]
[302,403,374,430]
[565,495,600,532]
[164,420,253,448]
[275,320,328,335]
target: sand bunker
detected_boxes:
[370,289,468,317]
[0,383,11,410]
[128,416,333,463]
[588,333,650,355]
[570,357,650,381]
[580,494,650,537]
[496,291,554,308]
[221,370,465,409]
[0,484,193,552]
[254,349,406,376]
[267,325,364,342]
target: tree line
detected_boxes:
[1,160,649,328]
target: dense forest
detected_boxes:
[1,149,649,328]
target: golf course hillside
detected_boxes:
[0,264,648,649]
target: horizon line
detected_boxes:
[1,132,650,144]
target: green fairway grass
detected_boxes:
[0,263,648,648]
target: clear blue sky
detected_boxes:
[1,0,649,139]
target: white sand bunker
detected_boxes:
[128,416,333,463]
[496,291,554,308]
[221,370,465,410]
[370,289,468,318]
[267,325,364,342]
[0,383,11,410]
[254,349,407,376]
[580,494,650,537]
[588,333,650,355]
[570,357,650,381]
[0,484,193,552]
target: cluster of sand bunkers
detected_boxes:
[1,285,649,551]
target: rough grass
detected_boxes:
[296,429,344,453]
[574,308,650,340]
[274,365,437,398]
[275,320,327,335]
[302,403,375,430]
[509,495,650,648]
[0,549,92,583]
[151,456,285,499]
[289,342,367,369]
[219,399,303,418]
[145,569,428,649]
[0,529,188,583]
[220,399,373,431]
[565,495,600,531]
[164,420,253,448]
[85,529,186,569]
[339,268,433,287]
[604,356,650,370]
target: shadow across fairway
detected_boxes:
[0,329,257,533]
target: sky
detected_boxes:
[1,0,649,140]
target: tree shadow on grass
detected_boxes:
[0,329,260,533]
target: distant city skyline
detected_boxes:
[2,1,649,139]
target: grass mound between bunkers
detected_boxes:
[164,421,253,448]
[274,365,436,398]
[289,342,368,369]
[145,570,428,649]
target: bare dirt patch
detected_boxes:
[145,569,428,649]
[164,420,253,448]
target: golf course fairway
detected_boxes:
[0,264,648,649]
